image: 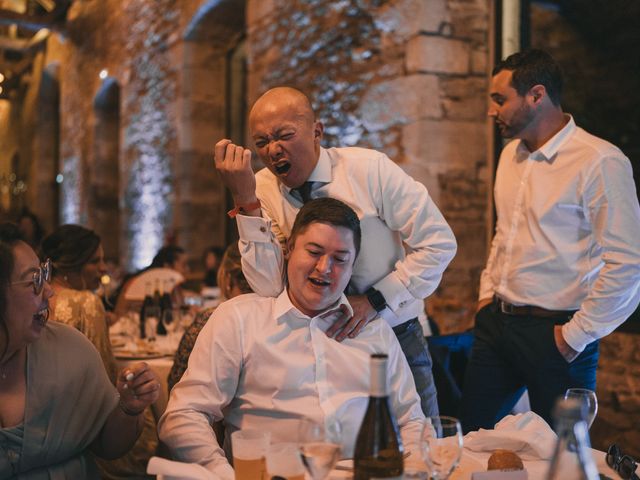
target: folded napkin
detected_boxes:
[464,412,557,460]
[146,457,218,480]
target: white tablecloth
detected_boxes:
[327,448,619,479]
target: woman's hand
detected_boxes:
[117,362,161,416]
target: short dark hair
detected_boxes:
[493,49,563,106]
[289,198,361,257]
[41,224,101,275]
[150,245,185,269]
[0,223,26,359]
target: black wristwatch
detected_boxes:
[366,287,387,313]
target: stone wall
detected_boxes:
[247,0,492,332]
[4,0,493,313]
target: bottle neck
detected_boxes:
[369,356,388,397]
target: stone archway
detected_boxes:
[92,76,121,262]
[177,0,246,265]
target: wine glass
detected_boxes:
[421,416,463,480]
[298,417,342,480]
[564,388,598,429]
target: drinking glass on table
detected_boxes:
[420,416,463,480]
[564,388,598,429]
[265,443,306,480]
[231,429,271,480]
[298,417,342,480]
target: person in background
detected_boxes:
[114,245,189,316]
[159,198,425,478]
[16,207,45,253]
[0,222,159,479]
[168,242,252,392]
[214,86,457,417]
[202,246,225,288]
[41,224,160,479]
[461,49,640,432]
[148,245,189,278]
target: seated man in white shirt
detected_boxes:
[158,198,425,478]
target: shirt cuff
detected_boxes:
[373,272,414,313]
[236,214,272,242]
[561,319,592,353]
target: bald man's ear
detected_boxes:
[314,121,324,142]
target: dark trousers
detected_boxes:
[393,318,439,417]
[460,303,599,433]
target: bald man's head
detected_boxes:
[249,87,324,188]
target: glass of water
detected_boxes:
[421,416,463,480]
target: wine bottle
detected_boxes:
[353,353,404,480]
[160,279,173,324]
[545,397,599,480]
[139,281,153,339]
[155,279,167,336]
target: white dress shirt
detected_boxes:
[480,115,640,352]
[158,290,425,479]
[237,146,457,327]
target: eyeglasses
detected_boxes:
[606,444,639,480]
[10,258,52,295]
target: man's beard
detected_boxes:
[498,102,535,139]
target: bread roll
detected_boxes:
[487,449,524,471]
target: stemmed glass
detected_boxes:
[564,388,598,429]
[298,417,342,480]
[421,416,463,480]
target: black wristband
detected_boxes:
[366,287,387,313]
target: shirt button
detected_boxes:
[259,226,267,233]
[399,301,407,308]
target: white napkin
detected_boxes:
[464,412,557,460]
[146,457,218,480]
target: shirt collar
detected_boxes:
[282,147,332,196]
[516,114,576,163]
[274,287,353,322]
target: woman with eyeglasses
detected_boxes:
[41,224,159,480]
[0,222,160,478]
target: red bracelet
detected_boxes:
[227,199,261,218]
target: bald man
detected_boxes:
[214,87,457,416]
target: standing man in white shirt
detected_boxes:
[158,198,425,479]
[214,86,457,417]
[461,49,640,432]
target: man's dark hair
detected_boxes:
[493,49,563,106]
[0,223,25,359]
[289,197,361,257]
[150,245,185,269]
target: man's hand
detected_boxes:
[324,295,378,342]
[214,139,258,209]
[554,325,579,362]
[476,297,493,313]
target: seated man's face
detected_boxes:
[286,221,356,317]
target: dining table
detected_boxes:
[109,309,195,418]
[325,447,619,479]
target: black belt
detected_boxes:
[493,296,576,318]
